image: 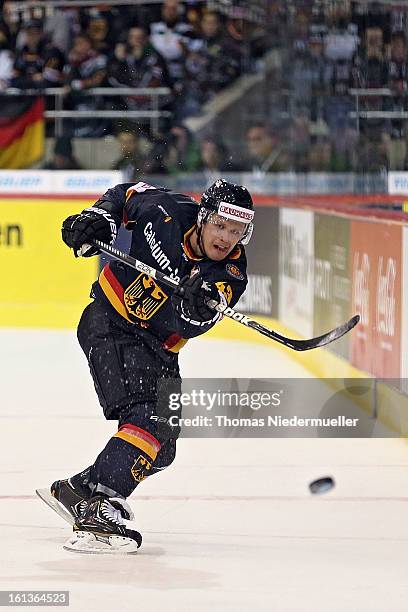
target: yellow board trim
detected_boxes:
[114,431,158,461]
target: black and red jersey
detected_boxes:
[87,181,248,353]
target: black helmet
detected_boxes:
[198,179,254,245]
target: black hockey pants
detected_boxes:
[77,300,181,474]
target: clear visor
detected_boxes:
[199,209,253,245]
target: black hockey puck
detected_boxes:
[309,476,335,495]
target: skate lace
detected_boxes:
[74,499,88,517]
[100,501,125,526]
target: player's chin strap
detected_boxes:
[195,208,209,258]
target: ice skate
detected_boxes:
[36,478,91,526]
[63,495,142,555]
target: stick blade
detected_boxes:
[248,314,360,351]
[302,314,360,351]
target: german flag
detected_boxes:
[0,96,44,169]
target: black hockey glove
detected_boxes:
[61,207,117,257]
[172,274,220,322]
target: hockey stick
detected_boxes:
[92,239,359,351]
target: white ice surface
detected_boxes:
[1,329,408,612]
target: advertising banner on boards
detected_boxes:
[314,214,351,360]
[279,208,314,337]
[0,198,98,328]
[236,207,279,317]
[351,220,402,378]
[402,227,408,392]
[0,170,121,195]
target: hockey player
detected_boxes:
[37,179,254,554]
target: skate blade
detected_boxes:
[63,531,139,555]
[35,488,74,526]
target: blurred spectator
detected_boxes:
[112,130,145,180]
[352,27,388,138]
[146,124,200,174]
[324,6,359,63]
[84,6,129,49]
[101,4,159,42]
[389,31,408,98]
[308,34,332,120]
[308,136,333,171]
[329,121,358,171]
[390,8,408,36]
[65,33,107,91]
[290,38,314,110]
[169,124,200,173]
[185,4,202,36]
[0,22,13,89]
[290,11,310,50]
[353,1,391,45]
[86,13,112,56]
[150,0,193,85]
[386,31,408,169]
[142,134,171,174]
[12,20,65,88]
[44,7,81,54]
[199,136,241,176]
[200,11,221,44]
[1,1,19,50]
[353,27,387,88]
[224,16,246,71]
[43,136,82,169]
[288,10,313,104]
[245,123,291,173]
[354,131,389,172]
[182,39,209,115]
[108,26,171,111]
[290,13,329,112]
[308,130,353,172]
[288,110,311,171]
[266,0,288,49]
[317,5,358,139]
[200,11,241,90]
[167,124,201,172]
[181,10,245,116]
[64,33,107,137]
[328,56,353,98]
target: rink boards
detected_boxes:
[0,196,98,329]
[1,190,408,419]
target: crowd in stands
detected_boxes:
[279,1,408,173]
[46,119,278,177]
[0,0,264,132]
[4,0,408,173]
[47,124,244,178]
